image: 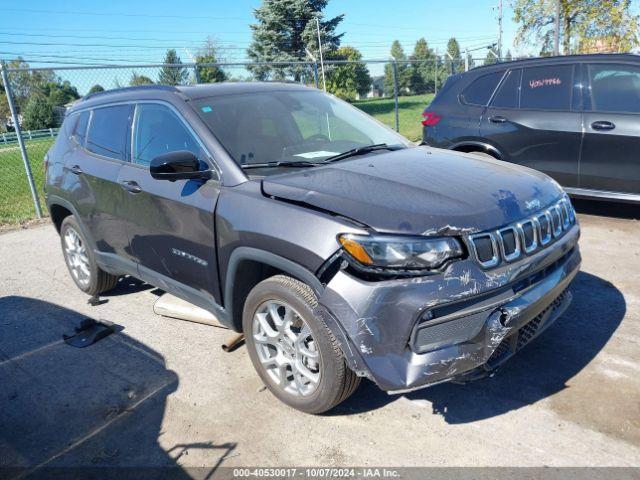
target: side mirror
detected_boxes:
[150,150,212,181]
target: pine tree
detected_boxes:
[443,37,462,76]
[158,49,188,86]
[408,38,435,94]
[384,41,410,96]
[246,0,344,81]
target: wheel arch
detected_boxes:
[223,247,324,332]
[46,196,97,251]
[450,140,503,159]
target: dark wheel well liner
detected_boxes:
[451,142,502,159]
[223,247,324,332]
[50,204,73,232]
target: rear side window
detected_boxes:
[73,111,90,146]
[492,69,522,108]
[460,71,504,106]
[587,63,640,113]
[521,65,574,110]
[132,103,201,167]
[86,105,131,160]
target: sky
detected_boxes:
[0,0,522,92]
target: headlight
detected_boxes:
[337,233,464,272]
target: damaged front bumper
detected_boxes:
[316,224,581,393]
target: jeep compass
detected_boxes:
[44,83,581,413]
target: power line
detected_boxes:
[2,7,245,20]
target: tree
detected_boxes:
[2,58,55,112]
[22,95,54,130]
[384,40,411,96]
[483,50,498,66]
[38,80,79,107]
[130,72,155,86]
[408,38,436,94]
[0,94,10,132]
[325,46,371,100]
[195,38,227,83]
[513,0,639,55]
[504,49,513,62]
[88,84,105,95]
[246,0,344,81]
[443,37,462,75]
[158,49,188,85]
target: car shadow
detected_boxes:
[0,296,235,478]
[572,198,640,220]
[334,271,626,421]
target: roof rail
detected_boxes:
[82,84,180,102]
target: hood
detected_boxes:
[261,146,564,235]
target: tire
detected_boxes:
[60,216,119,296]
[243,275,360,414]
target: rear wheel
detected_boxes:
[60,216,119,295]
[243,275,360,414]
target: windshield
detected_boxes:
[193,89,411,169]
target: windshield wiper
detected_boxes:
[321,143,400,164]
[241,161,322,169]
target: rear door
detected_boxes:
[480,63,582,187]
[64,105,132,260]
[580,62,640,195]
[116,102,222,305]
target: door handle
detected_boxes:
[591,120,615,131]
[69,165,83,175]
[489,115,507,124]
[120,180,142,194]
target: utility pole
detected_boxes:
[554,0,561,55]
[465,48,469,71]
[315,17,326,91]
[497,0,503,59]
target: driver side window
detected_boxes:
[132,103,201,167]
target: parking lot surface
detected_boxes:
[1,201,639,474]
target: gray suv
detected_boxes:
[44,83,581,413]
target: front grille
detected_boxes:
[468,196,576,269]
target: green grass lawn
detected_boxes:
[0,137,52,225]
[354,93,433,142]
[0,94,432,226]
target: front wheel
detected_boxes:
[243,275,360,414]
[60,216,119,296]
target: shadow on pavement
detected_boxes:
[0,296,235,479]
[336,271,626,421]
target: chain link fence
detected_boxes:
[0,57,485,225]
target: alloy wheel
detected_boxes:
[63,227,91,288]
[252,300,321,396]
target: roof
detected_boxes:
[71,81,312,112]
[470,53,639,75]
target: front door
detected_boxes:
[580,62,640,195]
[116,102,222,306]
[480,64,582,188]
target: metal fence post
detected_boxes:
[313,62,319,89]
[434,54,438,95]
[0,63,43,218]
[392,60,399,132]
